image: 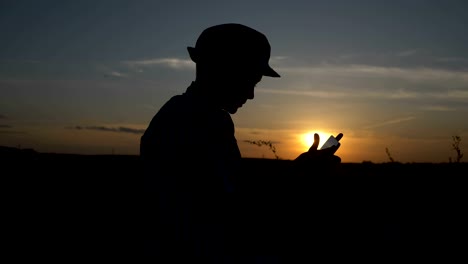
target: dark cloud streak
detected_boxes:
[0,130,26,134]
[70,125,145,134]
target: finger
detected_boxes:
[335,133,343,141]
[332,143,341,154]
[308,133,320,152]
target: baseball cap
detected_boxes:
[187,23,280,78]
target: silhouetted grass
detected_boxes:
[2,146,467,260]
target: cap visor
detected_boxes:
[263,65,280,77]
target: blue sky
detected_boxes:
[1,0,468,162]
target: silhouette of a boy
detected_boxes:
[141,23,342,262]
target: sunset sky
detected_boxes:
[1,0,468,163]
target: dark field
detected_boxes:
[2,146,467,261]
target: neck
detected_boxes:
[186,81,223,108]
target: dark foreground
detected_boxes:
[2,146,467,262]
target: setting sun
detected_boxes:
[302,131,335,150]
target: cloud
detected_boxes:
[363,116,416,129]
[123,58,195,70]
[105,71,127,78]
[260,63,468,102]
[0,118,14,131]
[270,56,289,63]
[336,50,419,61]
[420,105,456,112]
[95,63,130,78]
[276,64,468,82]
[141,104,158,111]
[257,88,349,98]
[0,130,26,134]
[435,57,468,63]
[331,50,468,69]
[396,49,418,57]
[258,87,468,101]
[70,125,145,134]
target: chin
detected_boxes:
[227,109,238,114]
[225,106,239,114]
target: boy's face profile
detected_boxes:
[208,67,262,114]
[197,59,263,114]
[220,71,263,114]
